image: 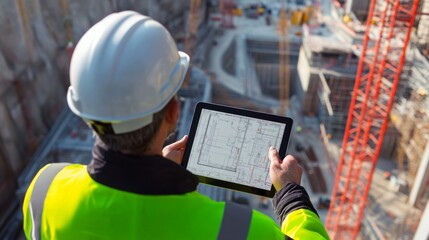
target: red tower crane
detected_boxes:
[325,0,419,239]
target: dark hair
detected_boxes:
[95,104,169,155]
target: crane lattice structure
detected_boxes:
[325,0,419,239]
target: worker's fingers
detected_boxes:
[164,135,188,151]
[162,135,188,164]
[269,153,303,191]
[268,146,281,166]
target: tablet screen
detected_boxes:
[181,102,293,197]
[186,109,286,191]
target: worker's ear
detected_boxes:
[164,96,180,125]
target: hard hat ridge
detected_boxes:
[67,11,189,134]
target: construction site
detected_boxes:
[0,0,429,239]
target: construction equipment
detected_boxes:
[325,0,419,239]
[220,0,235,28]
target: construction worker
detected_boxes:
[22,11,329,239]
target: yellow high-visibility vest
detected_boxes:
[23,163,329,239]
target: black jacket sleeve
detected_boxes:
[272,182,319,223]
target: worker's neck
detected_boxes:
[142,121,172,157]
[144,139,164,156]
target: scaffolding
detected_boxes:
[299,25,358,137]
[392,93,429,194]
[393,0,429,211]
[416,0,429,54]
[318,73,355,139]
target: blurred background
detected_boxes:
[0,0,428,239]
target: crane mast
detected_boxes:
[325,0,419,239]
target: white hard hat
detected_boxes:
[67,11,189,134]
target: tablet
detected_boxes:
[181,102,293,198]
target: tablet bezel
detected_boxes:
[181,102,293,198]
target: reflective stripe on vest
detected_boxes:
[28,163,253,239]
[218,201,252,240]
[29,163,71,240]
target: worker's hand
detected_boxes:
[162,135,188,164]
[268,147,303,191]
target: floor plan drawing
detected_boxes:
[187,109,286,190]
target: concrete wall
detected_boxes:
[254,63,298,100]
[413,200,429,240]
[409,142,429,208]
[222,38,237,76]
[297,46,311,112]
[417,0,429,48]
[0,0,194,170]
[297,47,321,115]
[0,0,112,233]
[345,0,370,22]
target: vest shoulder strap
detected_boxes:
[218,201,253,240]
[29,163,71,240]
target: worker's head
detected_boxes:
[67,11,189,154]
